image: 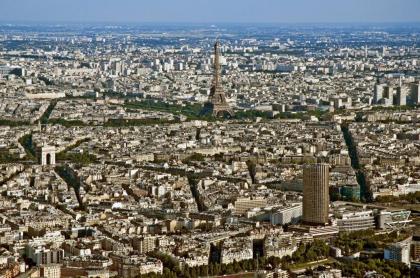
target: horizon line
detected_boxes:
[1,20,420,26]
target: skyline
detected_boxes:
[0,0,420,24]
[0,2,419,277]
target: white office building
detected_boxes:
[270,204,302,225]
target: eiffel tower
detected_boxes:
[201,41,234,117]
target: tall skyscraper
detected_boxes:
[373,83,384,104]
[394,86,407,106]
[411,82,420,104]
[201,41,234,117]
[382,85,394,106]
[303,163,330,225]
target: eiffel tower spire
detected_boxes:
[213,41,221,90]
[201,41,234,117]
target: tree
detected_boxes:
[233,260,242,273]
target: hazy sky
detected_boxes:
[0,0,419,23]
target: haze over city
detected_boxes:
[1,0,420,23]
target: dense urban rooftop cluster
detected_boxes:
[0,23,419,278]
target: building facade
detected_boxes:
[384,240,411,266]
[303,163,330,225]
[270,204,302,225]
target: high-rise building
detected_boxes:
[410,82,420,104]
[373,84,384,104]
[303,163,330,225]
[201,41,234,117]
[383,85,394,106]
[394,86,407,106]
